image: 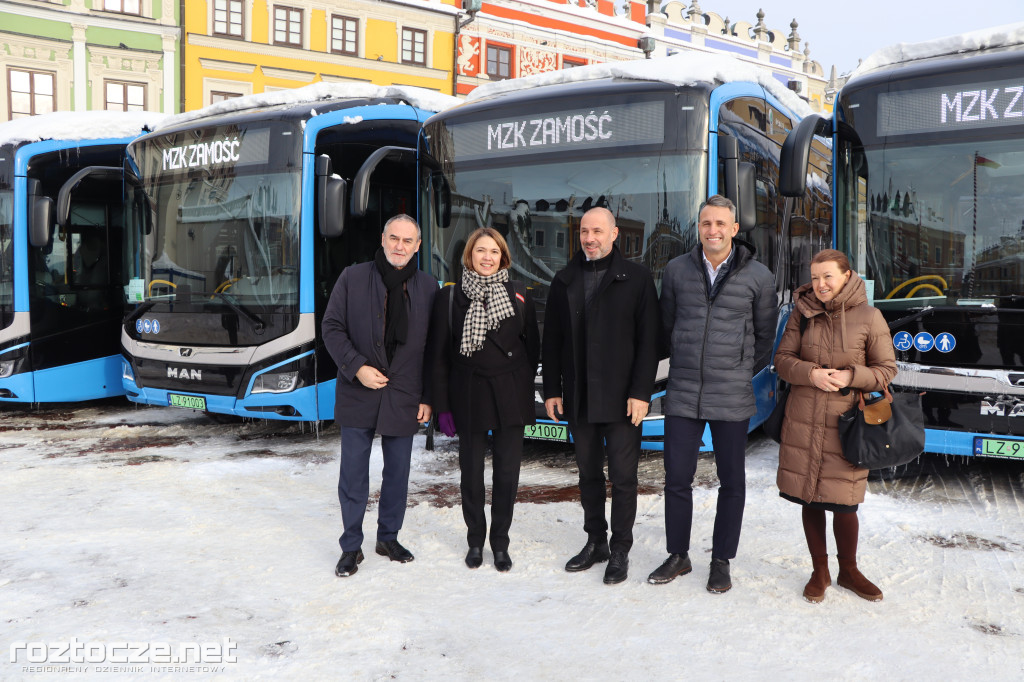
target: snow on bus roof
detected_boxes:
[158,83,461,131]
[466,52,815,118]
[0,110,166,148]
[853,21,1024,76]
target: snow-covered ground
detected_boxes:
[2,401,1023,681]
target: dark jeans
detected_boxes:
[663,416,749,560]
[337,426,413,552]
[459,426,524,552]
[569,419,641,553]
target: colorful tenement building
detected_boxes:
[0,0,834,120]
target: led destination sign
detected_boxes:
[877,77,1024,136]
[154,127,272,173]
[453,100,665,161]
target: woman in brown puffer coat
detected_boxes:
[774,249,897,603]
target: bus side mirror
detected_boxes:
[434,174,451,228]
[316,155,347,238]
[30,195,54,248]
[737,162,756,232]
[56,166,123,229]
[718,136,756,231]
[780,114,832,197]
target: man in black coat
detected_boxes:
[542,206,659,585]
[649,195,777,594]
[322,214,436,578]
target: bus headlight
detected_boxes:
[0,360,14,378]
[252,370,300,394]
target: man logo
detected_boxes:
[180,348,194,357]
[168,367,202,381]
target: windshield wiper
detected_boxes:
[124,300,157,326]
[208,291,266,334]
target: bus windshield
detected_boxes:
[126,169,300,309]
[842,137,1024,309]
[0,189,12,328]
[124,122,303,344]
[429,152,704,307]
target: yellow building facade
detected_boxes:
[184,0,459,111]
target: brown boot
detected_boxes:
[836,557,883,601]
[802,555,831,603]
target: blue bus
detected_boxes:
[420,53,832,450]
[0,112,161,404]
[119,84,458,421]
[781,34,1024,461]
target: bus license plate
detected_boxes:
[169,393,206,410]
[524,423,568,442]
[973,437,1024,459]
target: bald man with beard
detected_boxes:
[542,207,660,585]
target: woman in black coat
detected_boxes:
[427,227,539,572]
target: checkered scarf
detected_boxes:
[459,268,514,356]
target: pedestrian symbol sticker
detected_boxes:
[893,331,913,351]
[935,332,956,353]
[913,332,934,352]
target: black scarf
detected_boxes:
[375,248,417,364]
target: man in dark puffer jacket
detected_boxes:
[648,195,777,594]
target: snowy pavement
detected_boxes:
[2,401,1023,681]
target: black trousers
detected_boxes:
[569,419,641,553]
[663,416,749,560]
[458,425,524,552]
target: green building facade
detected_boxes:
[1,0,181,120]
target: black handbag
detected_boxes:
[838,387,925,469]
[763,313,808,444]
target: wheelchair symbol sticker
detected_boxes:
[136,319,144,334]
[893,331,913,351]
[935,332,956,353]
[913,332,934,352]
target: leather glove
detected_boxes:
[439,412,457,438]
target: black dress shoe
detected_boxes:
[335,550,364,577]
[493,551,513,572]
[707,558,732,593]
[564,541,611,572]
[375,539,414,563]
[647,553,693,585]
[603,550,629,585]
[465,547,483,569]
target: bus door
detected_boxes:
[26,147,127,401]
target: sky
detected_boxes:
[676,1,1024,76]
[2,400,1023,679]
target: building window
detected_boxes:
[273,6,303,47]
[556,232,565,249]
[102,0,141,14]
[401,28,427,66]
[210,91,243,104]
[535,230,545,247]
[8,68,55,119]
[105,81,146,111]
[487,44,512,79]
[562,57,586,69]
[213,0,244,38]
[331,15,359,56]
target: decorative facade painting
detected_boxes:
[457,34,481,76]
[518,47,557,76]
